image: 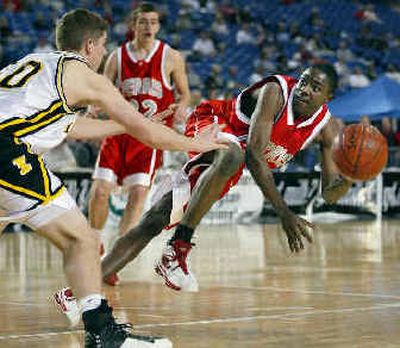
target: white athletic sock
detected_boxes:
[79,294,103,313]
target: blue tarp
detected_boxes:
[329,76,400,121]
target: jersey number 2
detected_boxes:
[131,99,158,118]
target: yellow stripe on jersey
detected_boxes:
[0,178,46,201]
[14,112,64,137]
[56,56,73,114]
[42,185,66,206]
[24,100,63,124]
[0,117,26,131]
[0,100,63,132]
[37,155,50,197]
[0,177,66,206]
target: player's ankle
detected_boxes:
[82,298,114,333]
[170,224,194,244]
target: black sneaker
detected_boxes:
[85,321,173,347]
[83,300,172,348]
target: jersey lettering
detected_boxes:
[121,77,163,99]
[0,61,42,88]
[12,155,33,175]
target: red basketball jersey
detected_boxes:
[117,40,176,127]
[231,74,331,168]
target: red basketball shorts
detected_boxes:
[153,100,246,228]
[92,134,162,187]
[184,99,246,197]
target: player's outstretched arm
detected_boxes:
[246,82,313,253]
[67,117,125,140]
[67,107,180,140]
[319,118,352,204]
[62,60,227,153]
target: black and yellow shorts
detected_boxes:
[0,134,76,228]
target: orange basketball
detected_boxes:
[332,123,388,181]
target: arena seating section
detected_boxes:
[0,0,399,95]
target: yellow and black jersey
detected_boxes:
[0,51,86,210]
[0,51,86,154]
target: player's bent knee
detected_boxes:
[216,143,245,176]
[138,193,172,238]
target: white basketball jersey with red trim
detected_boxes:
[231,74,331,169]
[116,40,175,127]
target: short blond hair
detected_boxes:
[56,8,108,51]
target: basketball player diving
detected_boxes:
[56,63,355,323]
[104,63,354,288]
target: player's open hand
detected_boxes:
[194,123,230,150]
[280,210,314,253]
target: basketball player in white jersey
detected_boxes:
[0,8,225,348]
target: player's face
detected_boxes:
[134,12,160,42]
[293,68,331,117]
[88,32,108,71]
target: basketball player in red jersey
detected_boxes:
[89,3,190,285]
[94,63,353,292]
[56,64,354,320]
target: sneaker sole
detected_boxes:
[121,336,173,348]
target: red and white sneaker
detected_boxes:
[154,240,199,292]
[103,272,120,286]
[53,287,81,327]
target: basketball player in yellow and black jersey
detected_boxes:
[0,8,226,348]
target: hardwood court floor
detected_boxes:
[0,219,400,347]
